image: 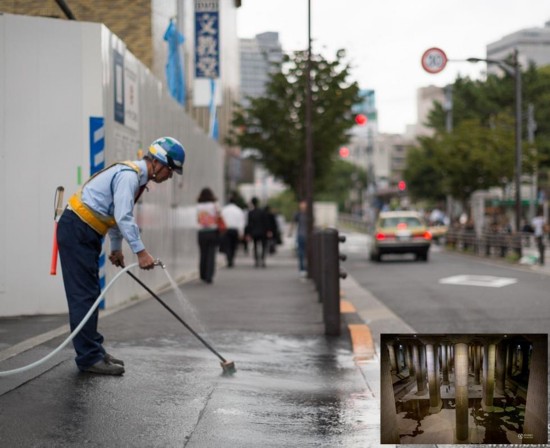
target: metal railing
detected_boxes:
[443,229,532,258]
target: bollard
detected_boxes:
[311,230,323,300]
[320,228,346,336]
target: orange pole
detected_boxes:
[50,186,64,276]
[50,222,59,275]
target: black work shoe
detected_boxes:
[83,360,125,376]
[104,353,124,366]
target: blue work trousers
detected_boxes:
[57,210,106,370]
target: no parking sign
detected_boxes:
[421,47,447,74]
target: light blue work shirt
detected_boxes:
[80,160,149,254]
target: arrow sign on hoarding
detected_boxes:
[421,47,447,74]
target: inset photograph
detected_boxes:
[380,334,548,444]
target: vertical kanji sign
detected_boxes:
[195,0,219,79]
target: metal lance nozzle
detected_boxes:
[154,259,166,269]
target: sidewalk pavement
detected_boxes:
[0,234,409,447]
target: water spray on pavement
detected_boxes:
[129,260,237,375]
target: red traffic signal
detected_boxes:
[355,114,367,126]
[339,146,350,158]
[398,180,406,191]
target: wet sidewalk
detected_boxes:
[0,237,405,447]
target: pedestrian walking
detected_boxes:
[57,136,185,375]
[221,195,246,267]
[531,208,546,265]
[265,205,281,255]
[246,197,271,267]
[196,187,222,283]
[288,200,308,277]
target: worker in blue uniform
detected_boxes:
[57,137,185,375]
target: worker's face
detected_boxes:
[152,160,173,183]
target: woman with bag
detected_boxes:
[196,187,223,284]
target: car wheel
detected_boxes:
[419,251,429,262]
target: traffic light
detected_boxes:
[398,180,406,191]
[355,114,367,126]
[339,146,350,158]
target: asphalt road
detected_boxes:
[343,233,550,334]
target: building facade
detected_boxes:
[240,31,283,107]
[487,19,550,74]
[237,31,284,200]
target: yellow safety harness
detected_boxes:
[68,161,143,235]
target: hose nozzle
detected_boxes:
[154,259,166,269]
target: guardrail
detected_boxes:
[445,229,531,258]
[336,214,547,263]
[338,213,371,234]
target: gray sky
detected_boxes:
[237,0,550,134]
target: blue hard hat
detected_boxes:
[148,137,185,174]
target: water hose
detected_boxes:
[0,263,138,377]
[1,261,236,377]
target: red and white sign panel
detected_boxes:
[421,48,447,74]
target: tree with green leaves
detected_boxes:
[406,64,550,204]
[227,49,361,199]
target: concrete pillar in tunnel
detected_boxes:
[388,343,397,373]
[482,342,496,412]
[474,344,481,385]
[381,343,400,444]
[426,343,442,413]
[412,344,426,395]
[507,343,514,377]
[523,335,548,445]
[512,346,519,374]
[454,342,470,443]
[520,343,530,378]
[495,341,507,395]
[441,342,449,385]
[406,345,415,376]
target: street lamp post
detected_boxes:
[467,49,522,238]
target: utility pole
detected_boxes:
[527,103,537,221]
[305,0,314,277]
[444,85,453,223]
[513,48,522,235]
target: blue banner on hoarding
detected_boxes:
[195,0,219,79]
[114,50,125,124]
[89,117,105,175]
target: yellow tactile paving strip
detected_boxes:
[348,323,375,361]
[340,300,356,313]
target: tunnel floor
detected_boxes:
[394,374,526,444]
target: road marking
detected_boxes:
[439,275,517,288]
